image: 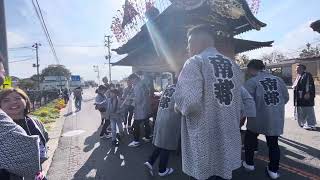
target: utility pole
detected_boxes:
[32,43,41,90]
[93,65,101,85]
[0,0,8,74]
[104,35,112,82]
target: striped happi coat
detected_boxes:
[175,47,242,180]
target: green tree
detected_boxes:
[41,65,71,79]
[235,54,250,68]
[18,78,37,90]
[299,43,320,58]
[30,74,44,82]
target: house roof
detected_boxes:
[266,56,320,68]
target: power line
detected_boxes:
[8,46,33,51]
[10,55,34,58]
[9,57,34,63]
[53,44,104,48]
[32,0,60,64]
[10,44,105,49]
[33,0,60,64]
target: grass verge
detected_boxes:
[31,99,66,130]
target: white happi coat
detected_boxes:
[175,47,242,180]
[244,71,289,136]
[153,84,181,151]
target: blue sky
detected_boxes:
[5,0,320,81]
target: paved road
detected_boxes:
[47,89,320,180]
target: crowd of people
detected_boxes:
[0,24,318,180]
[91,25,317,180]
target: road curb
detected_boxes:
[42,105,69,176]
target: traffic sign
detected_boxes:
[71,75,81,81]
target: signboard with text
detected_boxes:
[71,75,81,81]
[1,76,12,89]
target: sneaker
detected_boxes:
[144,162,154,176]
[99,134,105,139]
[105,133,112,139]
[241,148,258,154]
[303,125,315,130]
[107,128,112,133]
[266,167,280,179]
[112,140,119,146]
[100,134,111,139]
[116,133,122,141]
[310,126,317,131]
[242,161,255,172]
[158,168,174,177]
[128,141,141,147]
[142,137,151,143]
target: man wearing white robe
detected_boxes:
[175,25,242,180]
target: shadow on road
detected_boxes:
[73,134,187,180]
[83,128,101,152]
[279,136,320,160]
[71,130,320,180]
[234,136,320,180]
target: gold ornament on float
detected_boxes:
[171,0,206,10]
[208,0,245,19]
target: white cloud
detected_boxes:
[60,46,105,58]
[7,31,29,48]
[277,21,320,55]
[244,21,320,58]
[260,0,294,20]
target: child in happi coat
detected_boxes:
[144,82,181,177]
[109,89,125,146]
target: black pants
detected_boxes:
[244,130,280,172]
[0,169,9,180]
[124,105,134,126]
[149,146,170,173]
[64,96,69,104]
[100,119,110,136]
[132,119,151,141]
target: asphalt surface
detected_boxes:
[47,88,320,180]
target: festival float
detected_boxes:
[111,0,273,89]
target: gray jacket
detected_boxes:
[244,71,289,136]
[0,110,40,179]
[133,81,151,120]
[108,97,122,119]
[153,85,181,150]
